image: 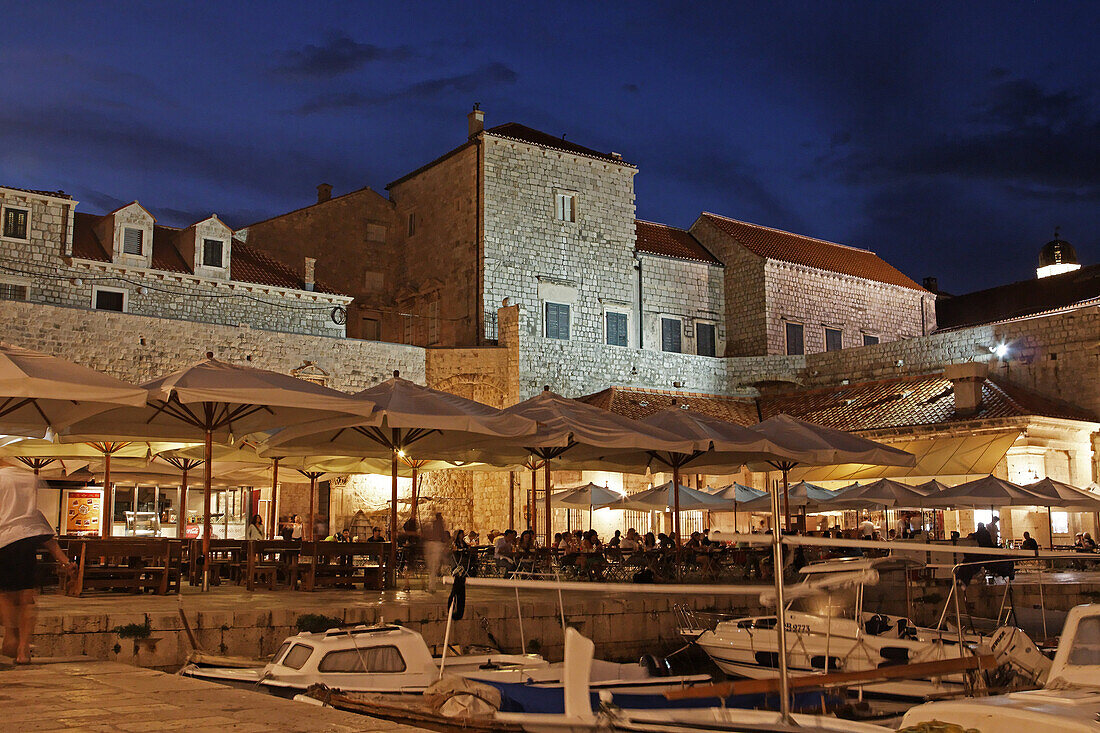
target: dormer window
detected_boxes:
[203,238,224,268]
[122,227,144,255]
[2,207,29,240]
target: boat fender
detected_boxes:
[864,613,892,636]
[640,654,671,677]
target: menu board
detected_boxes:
[63,489,103,536]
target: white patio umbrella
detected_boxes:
[0,342,148,438]
[443,388,694,548]
[262,371,538,578]
[614,481,729,513]
[708,483,766,529]
[748,414,917,531]
[56,353,379,588]
[551,483,624,530]
[1023,477,1100,549]
[920,475,1046,508]
[738,480,838,512]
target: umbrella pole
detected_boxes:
[411,467,419,525]
[103,452,113,539]
[530,467,536,531]
[1048,506,1055,550]
[179,468,188,540]
[269,458,279,540]
[544,460,552,549]
[782,469,791,532]
[770,474,792,723]
[672,465,682,546]
[507,471,515,531]
[308,474,317,541]
[389,448,398,588]
[202,429,212,592]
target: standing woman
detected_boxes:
[289,514,304,541]
[0,463,75,664]
[246,514,264,541]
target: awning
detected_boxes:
[791,430,1021,482]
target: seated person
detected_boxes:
[1020,531,1039,552]
[494,529,518,574]
[367,526,386,542]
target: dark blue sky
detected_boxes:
[2,1,1097,293]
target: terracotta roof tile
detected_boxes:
[699,213,925,291]
[635,220,722,265]
[936,263,1100,330]
[485,123,629,164]
[69,212,342,295]
[580,387,758,425]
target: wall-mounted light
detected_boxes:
[991,342,1009,359]
[138,286,148,295]
[71,278,83,286]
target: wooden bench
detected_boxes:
[66,539,180,596]
[297,541,388,591]
[243,540,301,591]
[188,539,247,586]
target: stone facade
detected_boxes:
[638,252,725,355]
[0,186,350,338]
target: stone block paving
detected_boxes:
[0,658,430,732]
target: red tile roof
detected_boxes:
[485,123,629,165]
[581,387,759,425]
[635,220,722,265]
[757,373,1097,431]
[70,212,342,295]
[699,213,925,291]
[582,374,1096,433]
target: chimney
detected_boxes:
[467,104,484,137]
[316,183,332,203]
[922,276,938,293]
[944,362,987,416]
[303,257,316,291]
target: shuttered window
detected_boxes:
[863,334,879,346]
[785,322,804,355]
[824,327,843,352]
[605,312,628,347]
[122,227,144,255]
[661,318,681,353]
[93,288,125,312]
[697,323,716,356]
[2,207,28,239]
[555,193,576,222]
[203,238,224,267]
[545,302,570,340]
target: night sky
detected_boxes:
[2,2,1097,293]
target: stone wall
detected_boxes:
[0,299,425,391]
[692,219,769,356]
[236,187,401,341]
[0,188,348,338]
[481,134,639,350]
[639,253,726,355]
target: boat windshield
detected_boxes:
[1067,616,1100,667]
[787,587,858,620]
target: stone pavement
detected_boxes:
[0,657,430,732]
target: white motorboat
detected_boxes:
[688,557,1047,700]
[902,602,1100,732]
[181,622,709,696]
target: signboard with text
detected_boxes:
[63,489,103,536]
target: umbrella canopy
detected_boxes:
[439,388,694,547]
[915,479,951,495]
[551,483,624,509]
[56,354,379,579]
[614,481,729,512]
[827,478,932,510]
[921,475,1047,508]
[263,372,538,577]
[1023,478,1100,510]
[709,483,767,503]
[0,342,148,438]
[739,481,839,512]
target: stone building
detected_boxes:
[0,185,351,337]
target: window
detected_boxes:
[318,646,406,673]
[863,334,879,346]
[93,287,126,312]
[824,327,843,352]
[555,193,576,222]
[545,302,570,340]
[361,318,381,341]
[202,238,224,268]
[273,641,292,664]
[661,318,681,353]
[0,281,28,301]
[280,643,314,670]
[605,311,628,347]
[697,323,716,357]
[784,322,804,355]
[122,227,144,255]
[1051,511,1069,535]
[2,206,29,240]
[407,212,416,236]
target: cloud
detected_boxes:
[275,33,413,78]
[295,62,518,114]
[622,83,640,93]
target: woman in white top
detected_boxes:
[245,514,264,541]
[289,514,303,541]
[0,464,76,664]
